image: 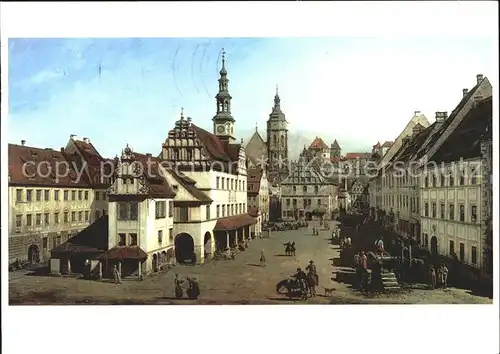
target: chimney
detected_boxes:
[414,110,421,115]
[462,88,469,97]
[435,111,448,123]
[187,117,192,124]
[146,153,152,157]
[83,137,90,144]
[60,147,65,152]
[412,124,423,136]
[21,140,26,146]
[70,134,77,140]
[476,74,484,85]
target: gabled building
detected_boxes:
[247,167,269,235]
[7,140,111,264]
[64,135,112,221]
[420,95,492,274]
[308,136,330,159]
[281,148,339,220]
[370,73,493,285]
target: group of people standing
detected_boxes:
[174,273,200,299]
[428,263,449,289]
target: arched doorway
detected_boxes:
[430,236,438,256]
[175,233,195,264]
[152,253,158,272]
[161,251,167,264]
[28,244,40,264]
[204,232,212,257]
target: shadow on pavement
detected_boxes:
[266,297,305,302]
[25,266,51,277]
[247,263,265,267]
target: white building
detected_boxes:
[281,148,339,220]
[420,92,492,273]
[370,73,493,280]
[160,50,254,263]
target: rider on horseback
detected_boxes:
[306,260,319,286]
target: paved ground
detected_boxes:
[9,221,492,305]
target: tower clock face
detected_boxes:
[217,125,225,133]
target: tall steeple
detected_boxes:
[213,48,236,143]
[267,84,289,184]
[273,84,281,112]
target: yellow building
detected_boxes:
[8,139,110,263]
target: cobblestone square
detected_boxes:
[9,221,492,305]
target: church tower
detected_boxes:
[212,49,236,143]
[266,85,288,182]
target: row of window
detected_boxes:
[118,231,174,247]
[286,198,322,207]
[215,203,246,219]
[424,172,478,188]
[423,202,477,223]
[215,176,245,191]
[14,209,101,227]
[288,185,321,194]
[421,234,478,265]
[383,170,480,189]
[15,188,107,203]
[383,195,420,213]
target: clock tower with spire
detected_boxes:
[213,48,236,143]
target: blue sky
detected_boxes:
[8,37,495,158]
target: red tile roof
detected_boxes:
[309,136,329,150]
[345,152,371,160]
[214,214,257,231]
[129,152,176,199]
[72,140,113,188]
[168,169,212,203]
[8,144,90,188]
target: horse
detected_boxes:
[284,243,291,256]
[290,243,296,256]
[276,278,308,299]
[305,271,319,297]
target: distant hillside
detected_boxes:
[241,129,373,161]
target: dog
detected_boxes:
[322,286,335,296]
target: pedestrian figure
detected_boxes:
[428,265,436,290]
[112,265,122,284]
[260,249,266,266]
[360,251,368,291]
[186,277,200,299]
[440,264,449,289]
[174,273,184,298]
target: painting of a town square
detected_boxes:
[7,37,494,305]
